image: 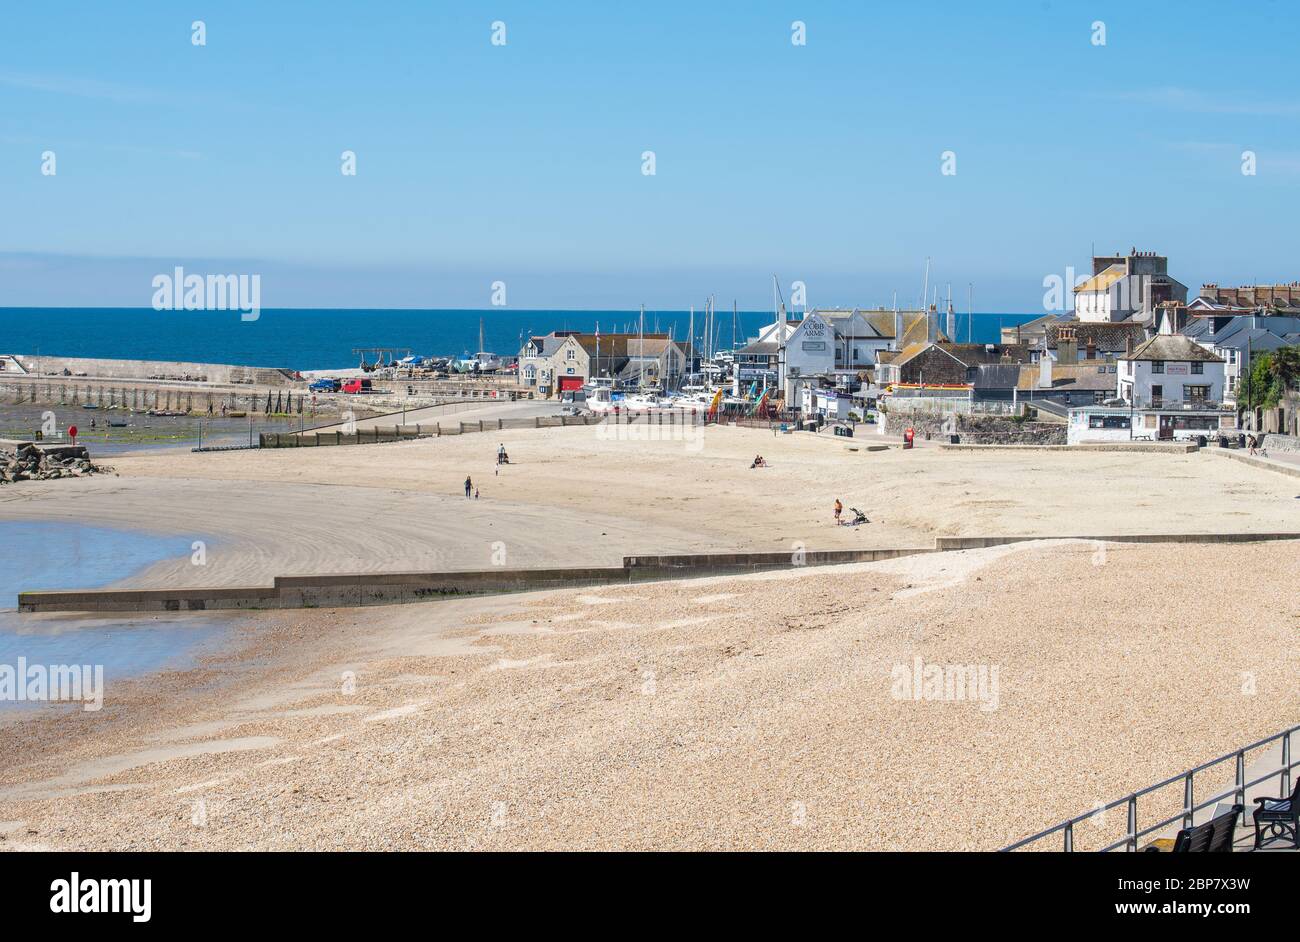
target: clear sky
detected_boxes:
[2,0,1298,311]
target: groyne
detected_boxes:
[19,534,1300,613]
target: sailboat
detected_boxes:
[472,317,503,371]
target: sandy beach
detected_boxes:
[1,421,1298,850]
[0,536,1296,851]
[1,423,1297,590]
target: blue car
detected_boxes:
[309,378,341,392]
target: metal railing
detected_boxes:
[1003,725,1299,852]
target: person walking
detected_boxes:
[497,442,506,465]
[833,498,843,525]
[464,475,473,498]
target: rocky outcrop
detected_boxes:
[1,443,109,484]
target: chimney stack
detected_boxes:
[1085,339,1096,361]
[1058,326,1078,365]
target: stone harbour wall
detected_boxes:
[894,413,1067,445]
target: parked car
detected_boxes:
[342,378,373,394]
[309,378,341,393]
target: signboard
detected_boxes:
[801,341,826,352]
[1165,363,1189,375]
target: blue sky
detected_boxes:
[2,0,1299,311]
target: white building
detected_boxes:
[1067,405,1235,444]
[1118,335,1224,408]
[800,385,853,421]
[1073,250,1187,324]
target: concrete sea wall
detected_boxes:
[19,536,1300,614]
[3,354,295,386]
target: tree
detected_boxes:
[1241,346,1300,411]
[1268,345,1300,390]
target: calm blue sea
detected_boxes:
[0,521,230,697]
[0,308,1042,371]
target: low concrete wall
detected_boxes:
[19,548,932,613]
[16,585,281,613]
[939,442,1199,453]
[21,535,1299,614]
[1207,448,1300,480]
[275,567,631,607]
[626,547,932,574]
[935,532,1300,550]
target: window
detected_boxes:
[1184,385,1210,402]
[1191,362,1203,374]
[566,349,576,360]
[1093,391,1107,404]
[1152,361,1165,374]
[1169,415,1219,430]
[1088,415,1130,429]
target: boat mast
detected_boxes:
[688,305,695,385]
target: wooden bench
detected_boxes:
[1253,780,1300,849]
[1145,804,1242,852]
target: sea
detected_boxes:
[0,521,232,703]
[0,308,1043,371]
